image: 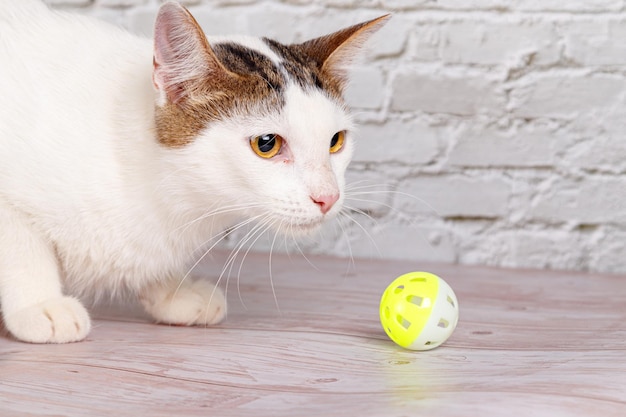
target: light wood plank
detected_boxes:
[1,252,625,416]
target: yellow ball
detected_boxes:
[380,272,459,351]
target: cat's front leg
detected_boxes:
[0,204,90,343]
[139,278,226,326]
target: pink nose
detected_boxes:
[311,194,339,214]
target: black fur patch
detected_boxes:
[212,43,285,93]
[212,40,337,97]
[263,39,325,90]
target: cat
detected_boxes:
[0,0,387,343]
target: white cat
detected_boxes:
[0,0,387,343]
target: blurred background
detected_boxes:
[46,0,626,274]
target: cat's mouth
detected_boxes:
[288,220,323,235]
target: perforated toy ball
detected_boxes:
[380,272,459,351]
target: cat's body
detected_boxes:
[0,0,386,343]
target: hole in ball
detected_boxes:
[407,295,423,307]
[447,295,455,308]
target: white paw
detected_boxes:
[4,297,91,344]
[141,279,226,326]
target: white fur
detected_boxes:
[0,1,353,343]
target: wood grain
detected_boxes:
[1,251,625,416]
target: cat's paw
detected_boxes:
[140,279,226,326]
[4,297,91,344]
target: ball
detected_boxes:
[380,272,459,351]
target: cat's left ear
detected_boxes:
[299,15,390,90]
[152,2,237,105]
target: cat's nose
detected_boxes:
[311,194,340,214]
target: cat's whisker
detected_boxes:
[345,188,442,218]
[216,215,277,320]
[339,184,447,266]
[341,205,384,258]
[232,216,279,311]
[168,213,268,313]
[225,215,273,277]
[289,223,321,273]
[214,214,273,289]
[342,203,380,226]
[175,202,265,235]
[267,221,284,313]
[344,180,388,192]
[339,205,383,255]
[193,215,273,324]
[335,211,357,274]
[187,213,266,264]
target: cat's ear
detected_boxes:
[299,15,390,89]
[152,2,236,104]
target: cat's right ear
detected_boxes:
[299,15,390,91]
[153,2,235,105]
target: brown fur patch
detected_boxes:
[155,37,350,148]
[155,43,285,148]
[154,11,388,148]
[154,3,287,148]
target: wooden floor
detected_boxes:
[1,251,625,416]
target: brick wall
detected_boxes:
[45,0,626,273]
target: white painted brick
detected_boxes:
[564,19,626,66]
[516,0,623,12]
[380,0,432,10]
[589,227,626,273]
[96,0,146,7]
[344,221,457,263]
[435,0,516,10]
[125,6,157,36]
[448,121,565,168]
[345,66,386,110]
[411,24,441,61]
[461,230,590,271]
[566,136,626,174]
[294,10,369,43]
[126,5,251,37]
[369,16,412,58]
[530,177,626,224]
[571,106,626,173]
[440,20,560,67]
[325,0,380,7]
[391,70,505,116]
[399,176,512,218]
[183,7,255,37]
[344,169,395,215]
[44,0,92,5]
[509,73,626,119]
[353,118,439,165]
[231,7,302,42]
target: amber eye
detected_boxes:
[330,131,346,154]
[251,134,283,159]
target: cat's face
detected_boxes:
[185,83,354,234]
[151,3,387,235]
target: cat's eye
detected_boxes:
[330,131,346,154]
[251,134,283,159]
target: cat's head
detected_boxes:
[152,2,388,235]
